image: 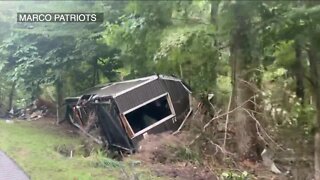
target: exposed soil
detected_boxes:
[133,133,185,163]
[131,133,218,180]
[151,163,217,180]
[129,131,301,180]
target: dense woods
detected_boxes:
[1,1,320,179]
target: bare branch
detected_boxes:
[189,95,256,146]
[206,137,235,156]
[242,108,286,151]
[173,108,193,135]
[223,95,232,154]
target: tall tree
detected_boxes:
[308,38,320,179]
[229,1,261,160]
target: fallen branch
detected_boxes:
[188,109,221,146]
[189,95,256,146]
[173,108,193,135]
[27,116,42,121]
[203,109,222,130]
[239,79,264,95]
[206,137,234,156]
[256,123,267,145]
[208,99,218,115]
[192,102,202,119]
[242,108,285,151]
[69,115,103,145]
[223,95,232,154]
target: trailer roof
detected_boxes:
[64,74,191,100]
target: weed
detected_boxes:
[94,149,123,168]
[220,171,250,180]
[174,146,201,164]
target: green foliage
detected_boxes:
[273,40,295,67]
[0,1,127,106]
[155,24,219,93]
[94,150,123,169]
[263,67,287,81]
[174,146,200,164]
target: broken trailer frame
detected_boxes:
[64,74,192,153]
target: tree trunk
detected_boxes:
[8,81,16,112]
[55,77,64,124]
[294,40,305,105]
[307,42,320,180]
[230,2,260,160]
[92,58,99,86]
[315,127,320,180]
[210,0,219,24]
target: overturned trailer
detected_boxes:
[64,75,192,153]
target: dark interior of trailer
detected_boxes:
[125,96,172,133]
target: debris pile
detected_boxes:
[4,98,55,120]
[131,133,217,180]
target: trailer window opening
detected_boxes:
[125,95,173,133]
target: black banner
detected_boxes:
[17,13,104,23]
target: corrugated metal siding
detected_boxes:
[115,80,167,113]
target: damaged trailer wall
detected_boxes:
[65,97,135,152]
[96,101,135,152]
[64,75,192,153]
[116,77,191,142]
[114,77,190,116]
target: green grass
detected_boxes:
[0,120,160,180]
[0,120,119,180]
